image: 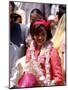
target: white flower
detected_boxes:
[39,75,46,81]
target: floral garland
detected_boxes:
[27,40,53,86]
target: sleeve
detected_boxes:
[50,48,64,85]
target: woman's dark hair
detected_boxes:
[30,20,52,41]
[30,8,46,20]
[30,8,43,16]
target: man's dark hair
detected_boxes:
[13,13,22,22]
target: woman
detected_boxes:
[18,20,64,88]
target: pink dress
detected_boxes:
[18,72,38,88]
[18,41,64,87]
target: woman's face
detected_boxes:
[34,28,47,49]
[30,13,38,23]
[30,11,43,23]
[16,17,22,23]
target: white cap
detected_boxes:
[48,15,55,21]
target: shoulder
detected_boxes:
[50,47,59,57]
[14,23,21,29]
[51,48,58,54]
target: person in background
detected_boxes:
[13,13,26,57]
[14,13,22,24]
[52,5,66,28]
[12,13,26,46]
[17,20,64,88]
[48,7,66,37]
[9,1,23,47]
[10,14,23,47]
[9,2,25,81]
[47,15,56,36]
[9,1,19,80]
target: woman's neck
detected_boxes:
[34,43,42,51]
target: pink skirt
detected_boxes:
[18,72,38,88]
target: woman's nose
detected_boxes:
[38,36,42,39]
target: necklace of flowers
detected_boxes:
[29,40,53,86]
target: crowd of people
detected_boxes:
[9,1,66,88]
